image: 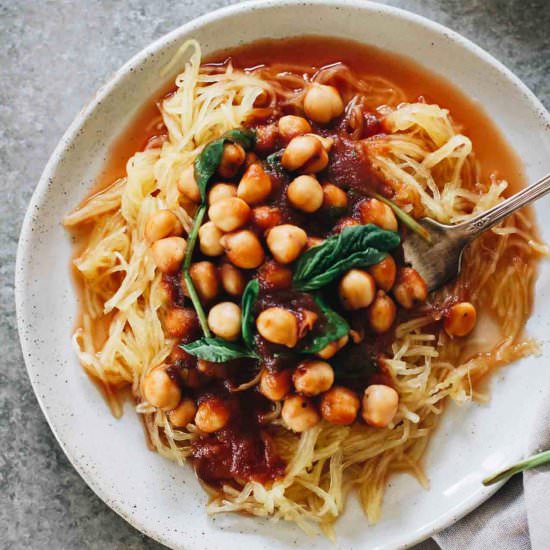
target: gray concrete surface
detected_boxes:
[1,0,548,548]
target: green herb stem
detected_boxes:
[482,449,550,486]
[183,271,211,337]
[183,204,206,271]
[372,192,432,243]
[181,204,209,337]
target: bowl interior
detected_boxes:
[16,1,550,549]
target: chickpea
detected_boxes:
[266,224,307,264]
[362,385,399,428]
[258,260,293,290]
[320,386,360,425]
[281,135,324,172]
[195,397,231,433]
[158,280,173,305]
[142,366,181,410]
[259,369,292,401]
[181,367,202,389]
[245,151,260,167]
[333,217,360,233]
[302,147,329,173]
[338,269,376,310]
[217,142,246,179]
[168,398,197,428]
[207,302,242,341]
[208,197,250,232]
[278,115,312,141]
[256,307,298,348]
[444,302,477,337]
[251,205,283,232]
[287,175,324,213]
[177,165,200,202]
[322,183,348,210]
[198,221,224,257]
[308,133,334,152]
[297,309,318,338]
[220,230,265,269]
[281,395,321,432]
[208,183,237,204]
[237,163,272,205]
[393,267,428,309]
[293,360,334,396]
[254,123,278,155]
[145,210,183,242]
[367,291,397,334]
[219,262,246,296]
[317,334,349,360]
[164,307,199,339]
[304,83,344,124]
[150,237,186,273]
[359,198,398,231]
[188,261,220,302]
[368,255,397,292]
[197,359,227,379]
[168,344,190,364]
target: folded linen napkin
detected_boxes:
[416,379,550,550]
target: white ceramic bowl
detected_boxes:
[16,1,550,548]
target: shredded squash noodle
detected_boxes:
[64,39,546,536]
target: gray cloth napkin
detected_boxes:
[417,380,550,550]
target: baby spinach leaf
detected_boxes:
[293,225,400,291]
[241,279,259,348]
[181,337,258,362]
[223,128,256,151]
[193,127,256,202]
[298,296,349,354]
[194,141,224,203]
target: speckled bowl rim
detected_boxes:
[15,0,550,548]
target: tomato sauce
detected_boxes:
[191,392,285,484]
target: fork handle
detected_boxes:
[462,172,550,238]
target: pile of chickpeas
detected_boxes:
[141,82,478,436]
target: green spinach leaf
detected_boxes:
[193,128,256,202]
[241,279,259,348]
[293,225,400,291]
[223,128,256,151]
[181,337,258,362]
[298,296,350,354]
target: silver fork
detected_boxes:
[402,172,550,291]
